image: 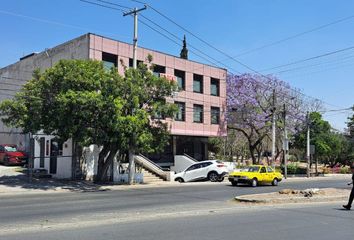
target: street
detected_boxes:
[0,177,352,239]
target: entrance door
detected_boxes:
[49,140,59,174]
[39,137,45,168]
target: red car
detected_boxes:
[0,144,28,166]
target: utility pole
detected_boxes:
[306,111,311,178]
[271,89,276,167]
[123,5,147,185]
[283,104,288,179]
[123,5,147,69]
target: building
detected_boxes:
[0,33,227,178]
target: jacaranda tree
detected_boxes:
[226,73,305,163]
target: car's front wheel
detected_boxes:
[272,178,278,186]
[208,172,219,182]
[251,178,258,187]
[217,177,224,182]
[175,178,184,183]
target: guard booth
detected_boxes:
[32,134,73,179]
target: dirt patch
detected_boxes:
[235,188,350,204]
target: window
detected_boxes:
[260,167,266,173]
[193,74,203,93]
[152,65,166,77]
[0,146,4,152]
[128,58,143,68]
[210,78,220,96]
[174,69,185,90]
[102,52,117,70]
[186,163,202,171]
[175,102,185,121]
[153,100,165,120]
[267,167,274,173]
[201,162,212,168]
[193,104,203,123]
[211,107,220,124]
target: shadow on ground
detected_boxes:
[0,170,110,193]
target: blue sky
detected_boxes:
[1,0,354,130]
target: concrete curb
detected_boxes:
[234,188,350,204]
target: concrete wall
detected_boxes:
[0,34,90,151]
[171,155,196,173]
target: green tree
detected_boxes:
[293,112,351,166]
[0,59,178,183]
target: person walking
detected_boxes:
[343,164,354,210]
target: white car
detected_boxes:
[174,160,229,183]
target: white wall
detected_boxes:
[171,155,196,173]
[82,145,99,181]
[33,134,73,179]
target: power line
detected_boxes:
[80,0,126,11]
[80,0,240,72]
[261,44,354,72]
[0,9,129,40]
[233,13,354,57]
[273,54,354,75]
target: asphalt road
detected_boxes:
[0,177,352,239]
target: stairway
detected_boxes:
[140,168,165,183]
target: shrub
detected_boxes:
[281,162,307,175]
[340,166,349,174]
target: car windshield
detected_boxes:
[239,167,249,172]
[247,166,260,172]
[4,146,18,152]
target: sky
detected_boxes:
[1,0,354,131]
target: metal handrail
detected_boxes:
[183,153,198,162]
[134,154,167,180]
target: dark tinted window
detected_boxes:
[175,101,185,121]
[193,74,203,93]
[260,167,266,173]
[174,69,185,90]
[102,52,117,70]
[211,107,220,124]
[193,104,203,123]
[201,162,212,168]
[186,163,202,171]
[210,78,219,96]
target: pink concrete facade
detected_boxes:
[89,34,227,137]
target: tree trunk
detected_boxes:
[99,146,119,182]
[95,144,111,183]
[249,146,257,164]
[128,149,135,185]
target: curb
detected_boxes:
[234,188,350,204]
[235,195,348,204]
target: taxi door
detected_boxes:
[259,166,268,182]
[266,166,275,182]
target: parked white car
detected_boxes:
[174,160,228,183]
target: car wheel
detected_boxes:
[272,178,278,186]
[175,178,184,183]
[217,177,224,182]
[231,181,238,186]
[3,157,9,166]
[251,178,258,187]
[208,172,219,182]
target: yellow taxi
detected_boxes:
[228,165,283,187]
